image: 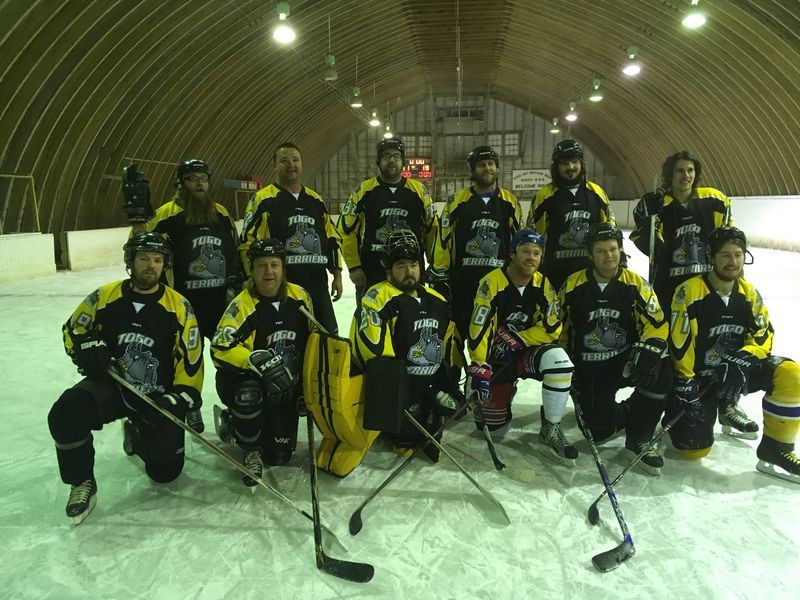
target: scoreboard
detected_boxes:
[401,157,433,179]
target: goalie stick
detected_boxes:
[574,404,635,573]
[305,415,375,582]
[587,409,686,526]
[108,369,346,554]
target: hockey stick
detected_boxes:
[404,409,510,526]
[574,404,635,572]
[648,213,657,283]
[587,409,686,526]
[107,369,346,553]
[481,422,506,470]
[305,415,375,582]
[349,401,470,535]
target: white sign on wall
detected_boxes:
[512,169,550,192]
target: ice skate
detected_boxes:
[185,407,205,433]
[121,418,137,456]
[756,437,800,484]
[719,403,759,440]
[538,410,578,467]
[66,479,97,525]
[242,448,263,489]
[625,440,664,476]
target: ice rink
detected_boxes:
[1,238,798,600]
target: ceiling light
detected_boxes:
[549,118,560,134]
[350,86,363,108]
[272,2,296,44]
[682,0,706,29]
[369,109,381,127]
[323,53,337,81]
[383,124,393,139]
[622,46,641,77]
[565,102,578,122]
[589,78,603,102]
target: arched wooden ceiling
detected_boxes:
[1,0,799,236]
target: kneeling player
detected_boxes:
[211,239,312,486]
[48,233,204,524]
[559,223,671,475]
[669,226,800,482]
[467,230,577,466]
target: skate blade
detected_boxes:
[756,460,800,484]
[537,445,576,467]
[722,425,758,440]
[70,495,97,526]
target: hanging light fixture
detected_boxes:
[589,78,604,102]
[350,56,363,107]
[549,118,560,134]
[622,46,641,77]
[383,124,393,139]
[272,2,296,44]
[565,102,578,122]
[323,16,337,81]
[368,83,381,126]
[682,0,706,29]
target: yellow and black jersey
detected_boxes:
[141,198,241,293]
[525,180,615,287]
[337,177,438,281]
[468,267,562,365]
[670,274,772,380]
[239,184,342,287]
[351,281,457,381]
[211,282,313,380]
[432,186,522,275]
[559,267,667,365]
[63,280,203,403]
[631,187,732,292]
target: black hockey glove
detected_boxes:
[714,350,756,405]
[248,348,294,399]
[74,331,111,378]
[152,390,196,420]
[625,338,668,389]
[674,378,702,423]
[425,267,452,302]
[638,189,665,218]
[225,273,245,303]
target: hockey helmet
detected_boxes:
[381,228,420,269]
[510,229,545,253]
[376,137,405,163]
[176,159,211,186]
[552,139,584,163]
[705,226,747,259]
[467,146,500,172]
[585,222,624,253]
[247,238,286,268]
[124,232,172,268]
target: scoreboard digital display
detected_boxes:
[402,157,433,179]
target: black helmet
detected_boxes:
[705,226,747,259]
[510,229,545,253]
[247,238,286,267]
[124,232,172,267]
[552,139,583,163]
[376,137,405,163]
[380,228,419,269]
[467,146,500,172]
[585,222,624,253]
[176,159,211,186]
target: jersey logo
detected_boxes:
[558,218,590,249]
[375,214,409,244]
[188,240,226,281]
[406,325,443,375]
[672,229,706,266]
[119,340,160,394]
[465,225,500,258]
[286,221,322,256]
[583,316,627,353]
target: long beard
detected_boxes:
[178,189,219,226]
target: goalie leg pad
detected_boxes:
[364,357,409,433]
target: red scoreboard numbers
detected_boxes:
[401,157,433,179]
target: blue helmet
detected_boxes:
[510,229,545,253]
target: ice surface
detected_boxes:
[1,238,798,599]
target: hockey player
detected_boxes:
[139,159,243,433]
[337,137,439,297]
[525,139,616,292]
[351,228,461,456]
[429,145,522,341]
[669,226,800,482]
[48,233,204,524]
[239,143,343,334]
[466,229,578,466]
[559,223,671,475]
[211,238,312,485]
[630,150,733,313]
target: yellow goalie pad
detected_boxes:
[303,330,379,477]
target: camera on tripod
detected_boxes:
[121,163,154,224]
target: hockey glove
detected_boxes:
[674,378,703,423]
[426,267,452,302]
[491,324,524,364]
[466,362,492,407]
[225,273,245,303]
[153,390,196,420]
[715,350,756,405]
[625,338,668,389]
[74,331,111,378]
[639,189,665,218]
[248,348,294,397]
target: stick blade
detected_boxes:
[591,541,635,573]
[587,500,601,526]
[348,510,364,536]
[319,553,375,582]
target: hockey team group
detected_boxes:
[47,137,800,537]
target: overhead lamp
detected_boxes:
[350,86,363,108]
[323,16,337,81]
[622,46,641,77]
[682,0,706,29]
[369,109,381,127]
[383,123,393,139]
[565,102,578,122]
[589,78,604,102]
[272,2,296,44]
[549,118,560,134]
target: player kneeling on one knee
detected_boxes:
[47,233,204,524]
[668,227,800,484]
[467,230,578,466]
[211,238,313,486]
